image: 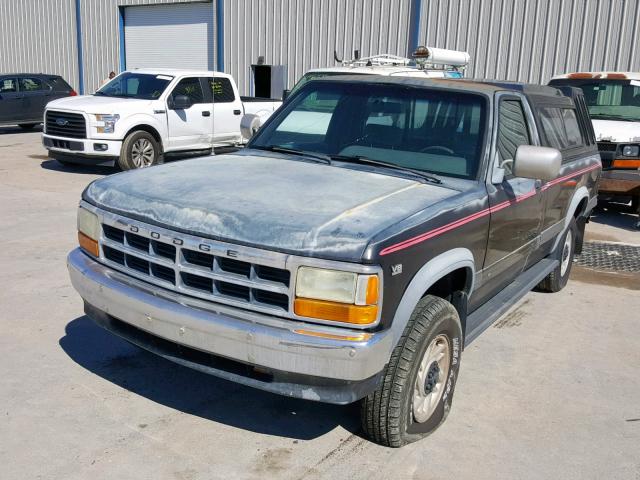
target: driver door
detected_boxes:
[472,95,544,307]
[166,77,211,151]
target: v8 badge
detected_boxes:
[391,264,403,276]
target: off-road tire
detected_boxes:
[119,131,160,170]
[361,295,463,447]
[537,218,578,292]
[18,123,38,130]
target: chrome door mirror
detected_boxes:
[240,113,261,140]
[513,145,562,181]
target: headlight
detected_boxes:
[77,207,100,256]
[622,145,639,157]
[294,266,380,325]
[94,114,120,134]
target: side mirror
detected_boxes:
[240,113,261,140]
[282,89,291,101]
[513,145,562,181]
[171,94,193,110]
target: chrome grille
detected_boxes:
[46,110,86,138]
[98,218,292,314]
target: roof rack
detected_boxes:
[334,46,470,71]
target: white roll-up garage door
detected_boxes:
[124,3,213,70]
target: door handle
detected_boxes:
[202,111,211,117]
[233,109,241,115]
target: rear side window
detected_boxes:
[539,107,584,151]
[0,78,18,93]
[207,77,235,103]
[20,77,46,91]
[497,99,531,176]
[47,76,72,91]
[171,77,204,104]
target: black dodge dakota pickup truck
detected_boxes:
[68,76,600,447]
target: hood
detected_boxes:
[46,95,152,114]
[592,119,640,143]
[84,153,458,261]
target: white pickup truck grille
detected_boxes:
[98,218,292,314]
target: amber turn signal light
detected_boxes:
[78,231,99,257]
[612,159,640,168]
[365,275,379,305]
[294,298,378,325]
[293,329,373,342]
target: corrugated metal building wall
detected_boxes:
[418,0,640,83]
[0,0,79,90]
[1,0,639,96]
[222,0,414,95]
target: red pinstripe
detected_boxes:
[379,163,600,256]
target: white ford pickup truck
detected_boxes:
[42,69,281,169]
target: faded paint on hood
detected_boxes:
[593,119,640,143]
[84,153,457,261]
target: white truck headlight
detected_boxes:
[94,114,120,134]
[294,266,380,325]
[77,207,100,256]
[622,145,639,157]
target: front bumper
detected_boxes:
[67,249,391,404]
[43,134,122,158]
[599,169,640,196]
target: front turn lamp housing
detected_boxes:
[94,114,120,134]
[77,207,99,256]
[294,266,380,325]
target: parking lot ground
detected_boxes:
[1,127,639,480]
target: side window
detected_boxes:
[0,78,18,93]
[20,77,45,91]
[171,77,204,104]
[539,107,585,152]
[497,99,531,176]
[208,77,235,103]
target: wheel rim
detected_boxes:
[560,229,573,277]
[413,334,451,423]
[131,138,155,168]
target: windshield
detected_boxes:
[250,81,487,179]
[95,72,172,100]
[551,79,640,122]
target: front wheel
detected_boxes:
[537,218,577,292]
[361,295,462,447]
[119,131,160,170]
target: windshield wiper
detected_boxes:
[252,145,332,164]
[93,91,109,96]
[330,154,442,184]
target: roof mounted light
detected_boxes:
[411,46,470,69]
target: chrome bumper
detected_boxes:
[67,249,392,403]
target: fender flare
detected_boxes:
[387,248,475,349]
[551,186,589,252]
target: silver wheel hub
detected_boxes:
[413,334,451,423]
[560,229,573,277]
[131,138,155,168]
